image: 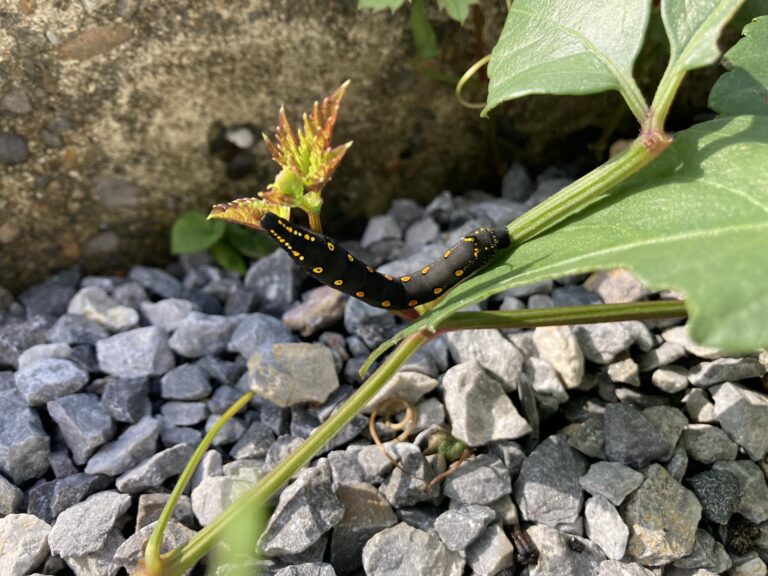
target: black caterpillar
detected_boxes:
[262,212,511,310]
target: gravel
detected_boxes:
[48,491,131,558]
[515,435,588,527]
[247,342,339,407]
[434,504,495,551]
[259,459,344,556]
[622,464,702,565]
[579,461,644,506]
[465,522,516,574]
[0,187,765,575]
[330,483,397,574]
[446,329,525,391]
[0,389,50,483]
[688,469,742,525]
[533,325,585,389]
[0,514,51,575]
[46,393,115,464]
[14,357,89,406]
[603,402,671,468]
[160,362,212,400]
[96,326,175,377]
[442,454,512,505]
[585,495,629,560]
[362,522,464,576]
[441,361,531,446]
[84,416,161,476]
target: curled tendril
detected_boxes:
[368,397,418,475]
[368,401,475,492]
[456,54,491,110]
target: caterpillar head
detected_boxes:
[469,227,511,251]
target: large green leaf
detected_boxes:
[709,16,768,116]
[170,211,226,254]
[484,0,651,115]
[661,0,746,72]
[369,115,768,366]
[437,0,478,22]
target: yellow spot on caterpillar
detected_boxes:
[408,299,418,307]
[400,276,411,283]
[464,237,474,243]
[367,266,374,273]
[310,237,316,242]
[304,234,310,240]
[421,266,430,275]
[381,300,391,308]
[292,251,300,257]
[443,250,452,259]
[384,274,393,281]
[333,279,344,286]
[327,242,335,251]
[454,269,464,277]
[299,256,305,261]
[355,291,365,298]
[312,266,324,274]
[433,287,443,295]
[347,254,355,262]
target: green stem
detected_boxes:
[142,391,254,574]
[308,210,323,235]
[158,331,431,575]
[506,138,657,245]
[649,0,742,133]
[649,61,685,133]
[618,74,650,127]
[437,300,687,332]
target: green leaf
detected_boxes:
[661,0,745,72]
[358,0,407,12]
[484,0,651,117]
[170,211,226,254]
[369,115,768,366]
[709,16,768,116]
[437,0,478,22]
[410,0,439,59]
[225,223,276,259]
[211,241,247,274]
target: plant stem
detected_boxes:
[158,331,431,575]
[142,391,254,575]
[437,300,687,332]
[505,139,659,245]
[308,210,323,235]
[649,61,684,134]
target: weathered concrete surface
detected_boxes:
[0,1,727,291]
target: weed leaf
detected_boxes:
[484,0,651,115]
[171,212,226,254]
[437,0,479,23]
[661,0,745,73]
[709,15,768,116]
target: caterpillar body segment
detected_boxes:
[261,212,510,310]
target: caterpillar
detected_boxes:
[261,212,510,310]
